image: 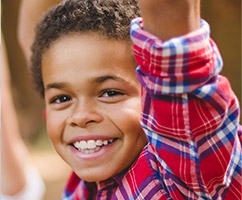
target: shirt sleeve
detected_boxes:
[131,18,241,199]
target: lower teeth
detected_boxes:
[78,146,101,154]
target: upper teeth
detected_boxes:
[74,139,114,150]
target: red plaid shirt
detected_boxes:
[62,18,241,200]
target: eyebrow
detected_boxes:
[94,75,128,84]
[46,82,68,90]
[45,75,129,91]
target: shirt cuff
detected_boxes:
[130,18,223,94]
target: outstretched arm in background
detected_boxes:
[1,35,45,200]
[1,0,62,198]
[1,35,27,196]
[18,0,62,65]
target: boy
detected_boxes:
[31,0,241,199]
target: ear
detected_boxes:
[43,109,46,123]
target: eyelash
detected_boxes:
[99,89,124,98]
[49,89,124,105]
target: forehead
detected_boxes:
[42,33,138,88]
[43,32,134,66]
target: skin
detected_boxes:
[1,35,28,195]
[138,0,200,40]
[18,0,62,65]
[42,33,148,182]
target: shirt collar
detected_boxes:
[83,166,129,192]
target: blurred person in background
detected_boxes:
[1,35,45,200]
[1,0,62,199]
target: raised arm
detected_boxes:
[138,0,200,40]
[131,0,241,199]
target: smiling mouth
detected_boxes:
[71,138,117,154]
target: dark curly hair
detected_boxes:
[31,0,140,97]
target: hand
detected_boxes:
[138,0,201,40]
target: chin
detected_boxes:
[73,167,116,183]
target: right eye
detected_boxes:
[50,95,72,104]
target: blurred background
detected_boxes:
[1,0,241,199]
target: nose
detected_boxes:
[67,101,103,128]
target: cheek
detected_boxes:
[110,98,142,134]
[46,111,65,142]
[46,119,57,143]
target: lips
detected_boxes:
[71,138,117,154]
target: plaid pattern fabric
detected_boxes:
[62,18,241,200]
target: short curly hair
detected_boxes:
[31,0,140,97]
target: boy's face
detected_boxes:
[42,33,148,182]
